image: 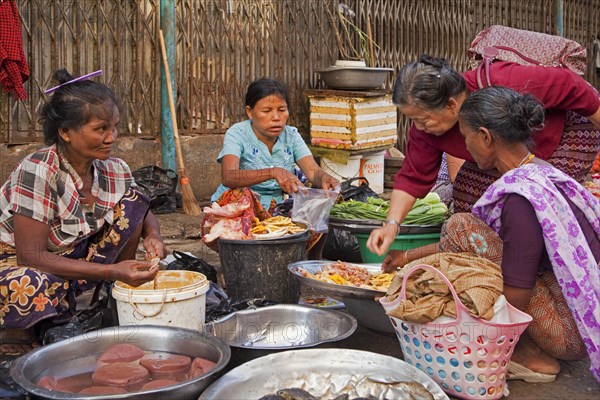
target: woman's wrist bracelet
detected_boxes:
[403,251,409,266]
[385,219,401,235]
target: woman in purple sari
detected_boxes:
[0,69,164,353]
[385,86,600,383]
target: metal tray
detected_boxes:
[288,260,385,300]
[329,217,443,234]
[199,348,449,399]
[10,325,231,400]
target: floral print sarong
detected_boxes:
[472,164,600,382]
[0,188,150,329]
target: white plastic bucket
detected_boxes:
[112,270,209,331]
[360,150,385,194]
[320,154,362,182]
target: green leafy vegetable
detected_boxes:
[330,192,448,226]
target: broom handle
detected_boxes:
[158,29,186,176]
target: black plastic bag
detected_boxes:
[132,165,179,214]
[272,198,293,217]
[322,227,363,263]
[42,296,109,345]
[206,281,229,308]
[0,360,28,399]
[340,177,379,202]
[166,251,218,284]
[206,297,278,323]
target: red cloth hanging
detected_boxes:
[0,0,29,100]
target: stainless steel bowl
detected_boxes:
[10,325,231,400]
[205,304,357,350]
[199,348,449,399]
[315,66,394,90]
[205,304,357,366]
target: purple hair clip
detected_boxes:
[44,70,103,94]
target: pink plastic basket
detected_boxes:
[380,264,532,400]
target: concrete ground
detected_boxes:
[156,211,599,400]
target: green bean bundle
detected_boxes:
[330,192,448,226]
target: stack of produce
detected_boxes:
[330,192,448,225]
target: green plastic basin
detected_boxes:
[354,232,441,264]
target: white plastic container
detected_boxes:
[360,150,385,194]
[112,270,209,331]
[320,154,362,182]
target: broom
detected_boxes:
[158,29,202,216]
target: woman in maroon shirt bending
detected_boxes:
[367,55,600,257]
[384,86,600,383]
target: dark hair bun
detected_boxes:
[511,94,545,139]
[53,69,74,85]
[419,54,449,69]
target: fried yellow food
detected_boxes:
[370,272,394,291]
[250,216,305,236]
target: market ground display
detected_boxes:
[158,214,600,400]
[1,211,598,399]
[157,212,599,400]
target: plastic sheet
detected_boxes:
[0,359,27,399]
[206,297,278,323]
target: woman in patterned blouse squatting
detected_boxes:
[385,87,600,384]
[0,69,165,353]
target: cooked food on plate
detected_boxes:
[298,261,393,292]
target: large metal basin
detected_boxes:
[205,304,357,366]
[10,325,231,400]
[199,348,449,399]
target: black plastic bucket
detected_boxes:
[218,231,310,304]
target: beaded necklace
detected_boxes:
[517,152,535,167]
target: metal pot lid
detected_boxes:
[288,260,385,300]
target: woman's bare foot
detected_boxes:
[511,333,560,375]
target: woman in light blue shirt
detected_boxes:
[212,78,339,210]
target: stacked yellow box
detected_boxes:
[309,93,397,150]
